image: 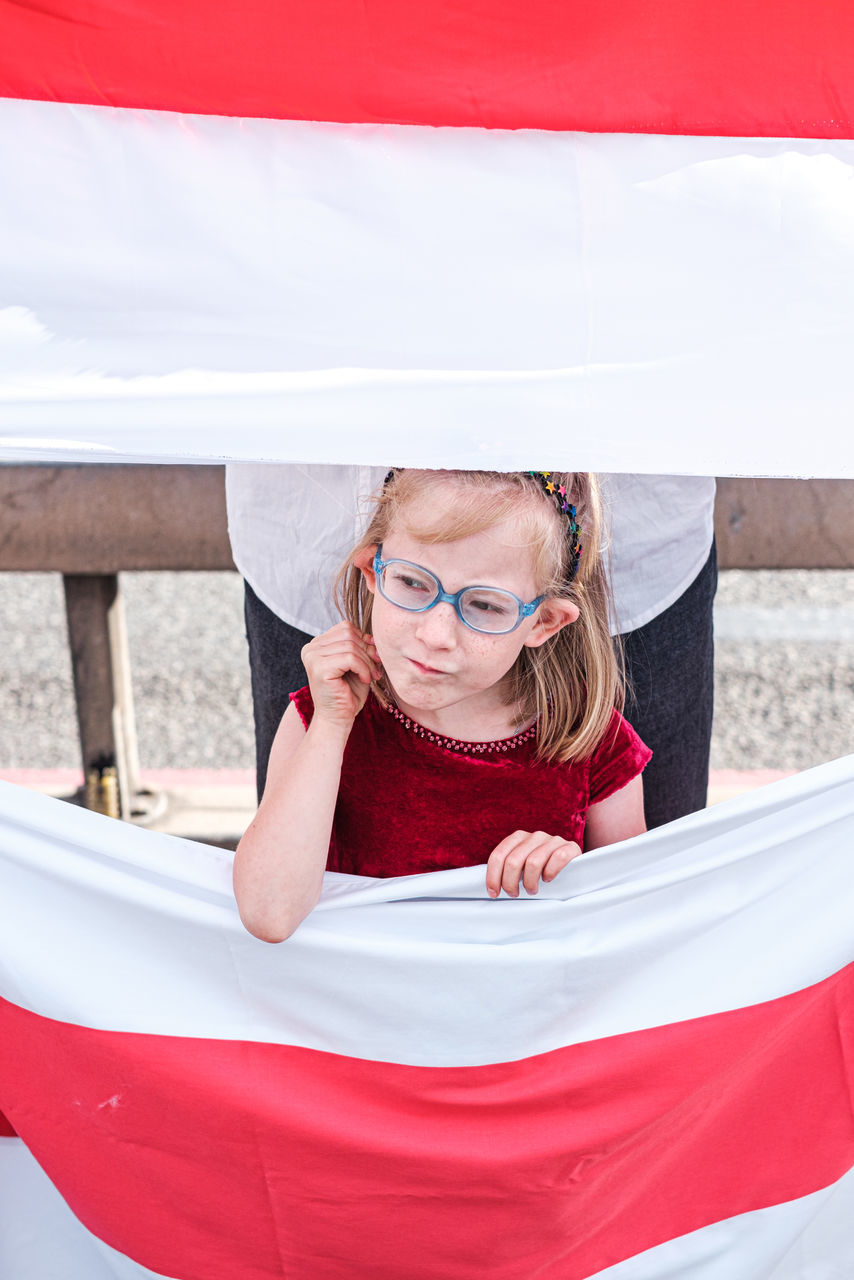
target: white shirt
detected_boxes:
[599,473,716,633]
[226,464,715,638]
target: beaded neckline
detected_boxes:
[385,700,538,755]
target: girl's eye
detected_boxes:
[389,569,433,594]
[467,595,511,616]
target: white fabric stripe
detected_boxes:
[589,1164,854,1280]
[0,1139,174,1280]
[1,97,853,477]
[3,1138,852,1280]
[1,757,853,1067]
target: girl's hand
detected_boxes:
[485,830,582,898]
[301,622,383,729]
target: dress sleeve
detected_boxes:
[288,685,315,730]
[587,709,652,806]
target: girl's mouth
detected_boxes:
[408,658,446,676]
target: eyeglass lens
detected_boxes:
[379,563,520,633]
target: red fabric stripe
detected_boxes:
[0,1110,17,1137]
[1,965,853,1279]
[2,0,854,136]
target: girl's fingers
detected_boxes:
[302,633,383,724]
[306,640,381,686]
[302,623,380,664]
[485,831,528,898]
[488,831,546,898]
[541,842,582,883]
[516,833,564,896]
[309,656,373,692]
[520,839,558,896]
[486,832,582,898]
[499,837,533,897]
[327,647,376,684]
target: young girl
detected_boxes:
[234,469,650,942]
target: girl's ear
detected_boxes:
[353,545,379,594]
[522,598,580,649]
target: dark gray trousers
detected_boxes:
[244,541,717,825]
[621,541,717,828]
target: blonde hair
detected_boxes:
[337,470,623,764]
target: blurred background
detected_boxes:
[2,566,852,773]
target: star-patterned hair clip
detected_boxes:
[528,472,583,580]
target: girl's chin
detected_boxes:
[385,658,448,687]
[385,674,454,712]
[391,678,448,704]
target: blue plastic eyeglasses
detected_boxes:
[372,546,546,636]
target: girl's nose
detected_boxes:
[413,602,459,648]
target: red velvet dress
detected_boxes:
[291,688,651,878]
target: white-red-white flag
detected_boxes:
[1,762,854,1278]
[2,4,854,1276]
[1,0,854,474]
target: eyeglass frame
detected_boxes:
[371,545,547,635]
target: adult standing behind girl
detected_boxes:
[234,470,650,942]
[226,465,716,827]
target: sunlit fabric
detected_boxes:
[1,2,854,473]
[1,762,853,1278]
